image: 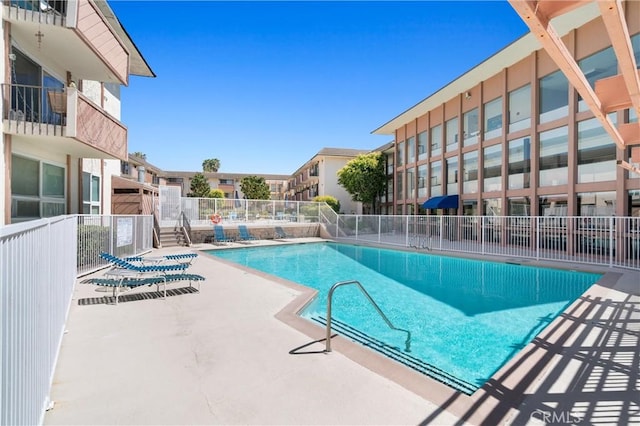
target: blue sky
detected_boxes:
[110,1,528,175]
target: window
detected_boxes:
[463,200,478,216]
[463,108,479,146]
[539,195,568,216]
[418,131,428,161]
[539,126,569,187]
[397,141,404,167]
[11,154,65,220]
[508,84,531,133]
[446,156,458,195]
[430,125,442,157]
[483,144,502,192]
[577,191,616,216]
[578,47,617,112]
[577,116,617,183]
[508,137,531,189]
[445,118,458,152]
[463,151,478,193]
[539,70,568,123]
[483,198,502,216]
[418,165,427,198]
[508,197,531,216]
[430,161,442,197]
[483,97,503,140]
[386,179,394,203]
[406,167,415,200]
[82,172,101,214]
[396,170,404,200]
[407,136,416,164]
[386,153,394,175]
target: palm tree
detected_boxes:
[202,158,221,172]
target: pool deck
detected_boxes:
[45,238,639,425]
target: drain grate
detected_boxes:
[312,316,478,395]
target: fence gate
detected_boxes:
[159,186,182,227]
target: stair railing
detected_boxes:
[180,211,192,246]
[325,280,411,353]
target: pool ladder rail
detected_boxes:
[325,280,412,353]
[409,234,431,250]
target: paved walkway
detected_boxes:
[45,239,639,425]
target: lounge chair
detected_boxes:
[94,253,204,304]
[237,225,257,242]
[125,253,198,267]
[213,225,234,244]
[274,226,292,239]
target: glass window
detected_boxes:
[386,179,393,203]
[430,125,442,157]
[483,144,502,192]
[578,46,617,112]
[11,155,65,220]
[539,70,568,123]
[83,172,101,214]
[418,165,427,198]
[484,97,503,140]
[539,195,568,216]
[463,108,479,146]
[508,84,531,133]
[407,136,415,164]
[508,197,531,216]
[508,136,531,189]
[386,153,394,175]
[629,189,640,217]
[12,155,39,196]
[417,131,428,161]
[397,141,404,167]
[446,156,458,195]
[539,126,569,187]
[445,117,458,152]
[406,167,415,200]
[463,200,478,216]
[430,161,442,197]
[484,198,502,216]
[577,116,617,183]
[396,170,404,200]
[463,151,478,193]
[577,191,616,216]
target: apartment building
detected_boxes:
[374,1,639,218]
[1,0,154,225]
[288,147,367,214]
[161,170,290,201]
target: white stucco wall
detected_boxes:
[320,157,362,214]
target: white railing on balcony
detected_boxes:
[0,216,77,426]
[321,214,640,271]
[0,214,153,425]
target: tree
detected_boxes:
[188,172,212,198]
[337,152,386,214]
[130,151,146,160]
[202,158,221,172]
[209,188,225,198]
[313,195,340,213]
[240,176,271,200]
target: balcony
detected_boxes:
[3,0,129,84]
[3,84,127,160]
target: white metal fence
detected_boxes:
[77,215,153,276]
[169,197,338,228]
[0,216,77,426]
[323,215,640,270]
[0,214,153,425]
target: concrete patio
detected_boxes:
[44,239,639,425]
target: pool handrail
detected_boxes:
[325,280,412,353]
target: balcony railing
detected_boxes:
[3,84,128,160]
[3,0,67,25]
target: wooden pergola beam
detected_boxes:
[598,0,640,120]
[508,0,627,150]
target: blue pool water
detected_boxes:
[208,242,601,393]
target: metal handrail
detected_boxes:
[325,280,412,353]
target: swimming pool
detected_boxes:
[208,242,601,394]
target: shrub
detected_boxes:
[313,195,340,213]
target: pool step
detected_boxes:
[311,315,478,395]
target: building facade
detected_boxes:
[288,147,367,214]
[1,0,154,225]
[374,2,640,218]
